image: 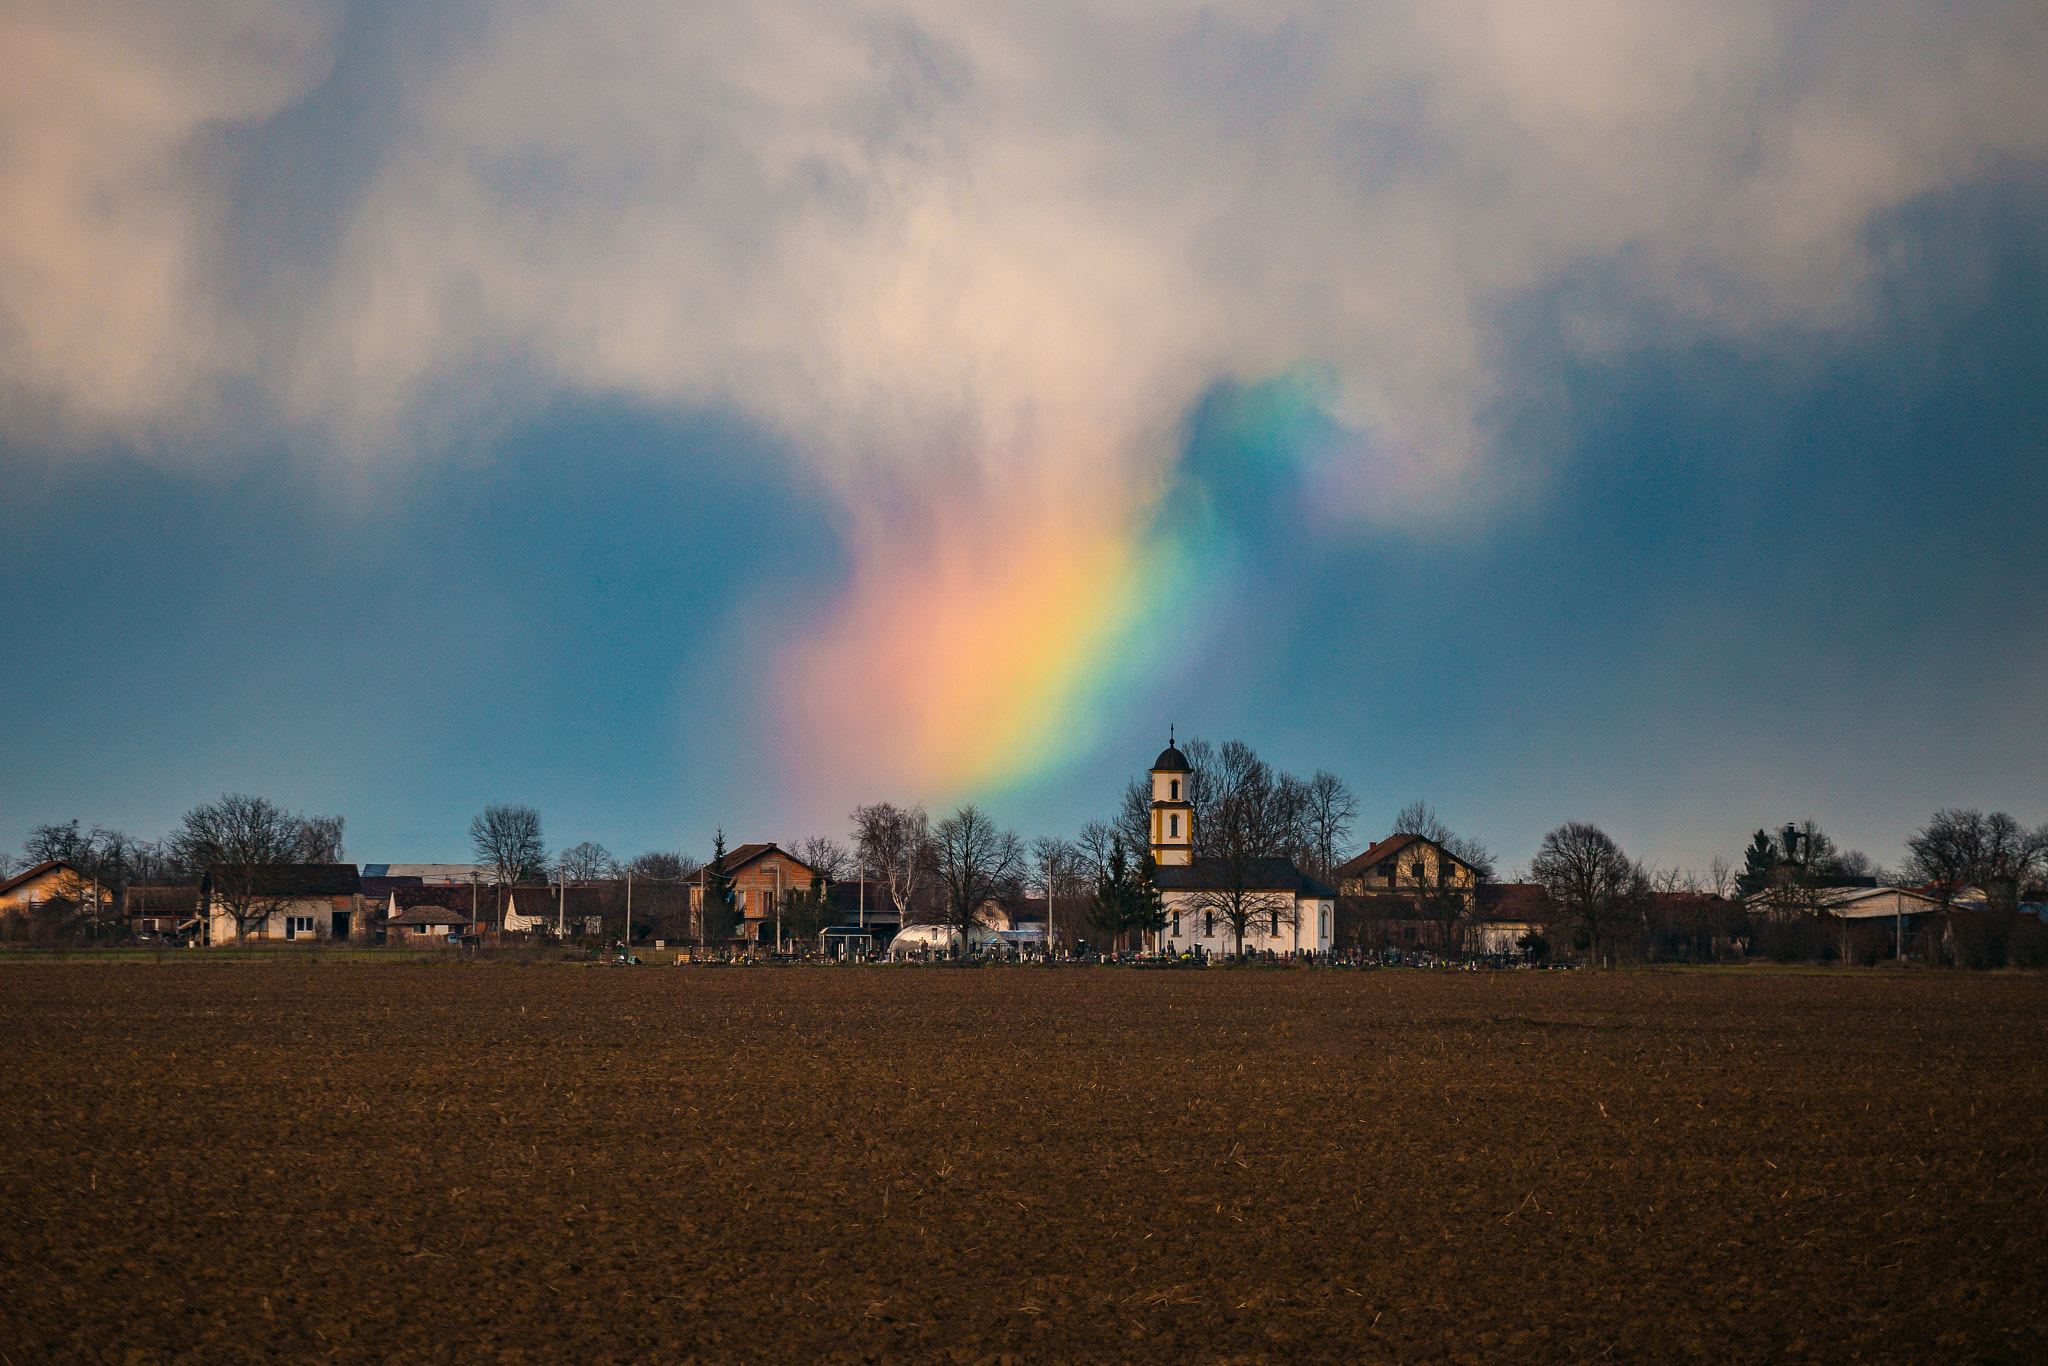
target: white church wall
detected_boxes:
[1160,890,1331,954]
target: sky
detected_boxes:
[3,1,2045,877]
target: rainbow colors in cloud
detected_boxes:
[776,374,1363,798]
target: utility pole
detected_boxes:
[625,866,633,951]
[1045,846,1054,963]
[556,864,565,939]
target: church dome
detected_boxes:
[1151,743,1190,772]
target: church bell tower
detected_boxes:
[1148,729,1193,866]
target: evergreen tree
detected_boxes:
[1131,855,1168,951]
[702,828,738,943]
[1735,830,1777,897]
[1088,838,1137,951]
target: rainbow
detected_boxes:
[776,373,1377,798]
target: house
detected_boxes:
[1743,884,1946,922]
[825,878,902,931]
[0,860,114,939]
[125,885,201,940]
[202,864,364,943]
[0,860,108,913]
[1140,740,1337,956]
[382,903,475,945]
[1330,833,1481,951]
[688,843,822,944]
[1471,883,1554,956]
[1333,834,1479,903]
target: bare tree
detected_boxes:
[1179,737,1218,854]
[1074,820,1118,877]
[23,819,88,867]
[1030,835,1092,954]
[1413,881,1471,957]
[1183,740,1296,958]
[1272,771,1315,871]
[559,841,616,882]
[630,850,703,882]
[1117,778,1152,859]
[1301,770,1358,878]
[850,803,933,918]
[470,804,547,886]
[1979,813,2048,916]
[174,794,330,942]
[628,849,701,943]
[1907,809,2048,918]
[1529,821,1646,966]
[296,814,346,863]
[792,836,854,883]
[930,806,1025,953]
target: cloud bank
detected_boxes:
[5,0,2044,791]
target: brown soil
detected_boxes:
[2,963,2043,1364]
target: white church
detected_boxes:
[1144,738,1337,956]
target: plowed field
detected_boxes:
[3,963,2044,1364]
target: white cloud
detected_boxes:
[0,0,333,452]
[4,0,2044,506]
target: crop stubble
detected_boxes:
[1,964,2043,1363]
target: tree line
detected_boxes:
[10,764,2043,963]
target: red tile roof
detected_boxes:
[1338,834,1485,882]
[711,843,819,880]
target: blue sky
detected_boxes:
[3,3,2044,876]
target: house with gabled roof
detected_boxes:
[1331,833,1481,951]
[688,842,822,946]
[0,860,108,912]
[1333,834,1479,902]
[382,903,475,945]
[202,864,364,943]
[0,860,113,939]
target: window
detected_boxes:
[1172,911,1180,937]
[1168,814,1179,837]
[1411,862,1424,880]
[1319,908,1329,938]
[1269,909,1280,935]
[1379,860,1396,886]
[1170,779,1179,800]
[1204,912,1214,937]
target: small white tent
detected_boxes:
[887,923,1003,958]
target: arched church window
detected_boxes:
[1169,814,1179,837]
[1170,780,1179,800]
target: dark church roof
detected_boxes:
[1155,857,1333,899]
[1151,743,1190,771]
